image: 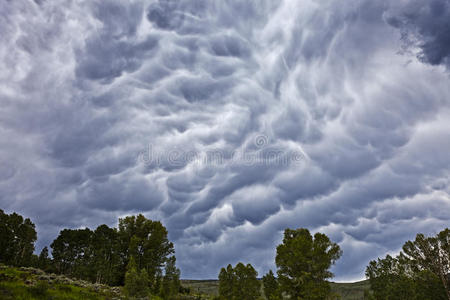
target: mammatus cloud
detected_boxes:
[1,0,450,281]
[385,0,450,69]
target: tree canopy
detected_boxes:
[48,214,175,291]
[118,214,174,288]
[366,228,450,300]
[218,262,260,300]
[51,228,93,279]
[262,269,281,300]
[0,209,37,267]
[0,210,182,298]
[275,228,342,300]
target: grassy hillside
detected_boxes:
[0,264,370,300]
[181,279,371,300]
[0,264,123,300]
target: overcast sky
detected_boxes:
[1,0,450,281]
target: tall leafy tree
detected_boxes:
[0,210,37,267]
[90,224,121,285]
[402,229,450,300]
[263,270,281,300]
[275,228,342,300]
[366,254,446,300]
[50,228,93,279]
[218,263,260,300]
[367,228,450,300]
[365,254,415,300]
[218,264,235,300]
[118,214,174,287]
[37,246,52,272]
[0,210,9,261]
[414,269,448,300]
[233,263,260,300]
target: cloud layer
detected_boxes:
[1,0,450,281]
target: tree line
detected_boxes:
[217,228,342,300]
[1,208,449,299]
[365,228,450,300]
[0,209,37,268]
[0,209,181,299]
[216,227,450,300]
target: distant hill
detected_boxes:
[181,279,371,300]
[330,280,370,300]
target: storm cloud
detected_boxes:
[1,0,450,281]
[385,0,450,69]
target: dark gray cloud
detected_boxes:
[1,0,450,281]
[76,1,159,83]
[385,0,450,69]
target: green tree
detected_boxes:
[218,264,235,300]
[365,254,415,300]
[37,246,52,272]
[0,210,37,267]
[233,263,260,300]
[160,256,180,300]
[91,224,121,285]
[153,268,163,296]
[118,214,174,287]
[50,228,93,279]
[414,270,447,300]
[402,229,450,300]
[263,270,281,300]
[366,229,450,300]
[47,215,177,289]
[275,228,342,300]
[124,256,149,298]
[218,263,260,300]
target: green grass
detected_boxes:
[0,265,120,300]
[0,281,111,300]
